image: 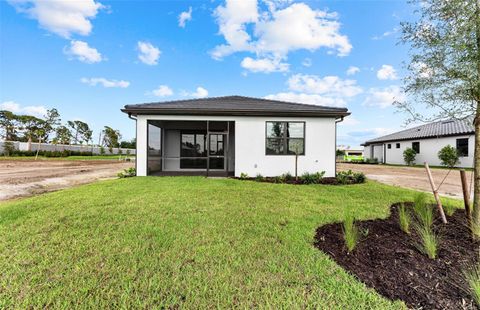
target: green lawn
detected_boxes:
[0,177,460,309]
[0,155,135,161]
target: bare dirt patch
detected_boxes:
[0,159,134,201]
[338,163,471,199]
[314,204,478,309]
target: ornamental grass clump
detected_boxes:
[413,193,433,228]
[343,214,360,253]
[464,263,480,306]
[398,203,411,234]
[414,224,439,259]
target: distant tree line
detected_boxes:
[0,109,135,149]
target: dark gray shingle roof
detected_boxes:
[121,95,349,117]
[363,119,474,145]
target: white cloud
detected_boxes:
[0,101,47,118]
[287,74,363,97]
[241,56,289,73]
[183,86,209,98]
[64,40,103,63]
[137,41,161,65]
[346,66,360,76]
[152,85,173,97]
[8,0,104,38]
[363,86,405,108]
[372,27,398,40]
[302,58,312,67]
[265,92,346,107]
[81,77,130,88]
[266,73,363,107]
[376,64,397,80]
[178,7,192,28]
[212,1,351,72]
[192,87,208,98]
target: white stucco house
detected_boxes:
[122,96,350,177]
[362,119,474,168]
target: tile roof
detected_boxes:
[363,119,474,145]
[121,95,349,117]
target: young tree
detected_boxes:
[67,120,91,145]
[403,148,417,166]
[53,125,72,145]
[43,108,61,142]
[0,110,18,140]
[17,115,47,142]
[397,0,480,226]
[438,145,460,168]
[102,126,122,150]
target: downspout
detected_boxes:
[335,116,344,175]
[127,113,138,174]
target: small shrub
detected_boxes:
[353,172,366,183]
[280,172,293,183]
[336,170,351,185]
[126,149,131,156]
[301,171,325,184]
[464,263,480,306]
[336,170,365,185]
[118,149,123,155]
[438,145,459,168]
[343,214,360,253]
[117,167,136,178]
[403,147,417,166]
[398,203,411,234]
[239,172,248,180]
[414,223,439,259]
[100,146,105,155]
[255,173,264,182]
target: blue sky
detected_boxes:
[0,0,415,146]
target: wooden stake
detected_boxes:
[424,162,448,224]
[460,169,472,225]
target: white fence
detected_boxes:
[0,141,136,155]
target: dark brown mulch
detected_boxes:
[314,204,480,309]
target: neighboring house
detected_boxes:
[362,119,474,168]
[337,145,364,161]
[121,96,350,177]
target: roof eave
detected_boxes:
[121,108,350,118]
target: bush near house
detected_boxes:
[438,145,460,168]
[403,147,417,166]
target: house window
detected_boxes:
[412,142,420,153]
[396,143,400,149]
[387,144,391,149]
[457,138,469,157]
[266,122,305,155]
[180,131,207,169]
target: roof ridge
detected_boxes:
[124,95,348,111]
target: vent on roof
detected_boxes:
[441,120,454,124]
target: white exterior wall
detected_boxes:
[135,115,337,177]
[381,135,474,167]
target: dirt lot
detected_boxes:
[0,159,134,201]
[339,163,472,199]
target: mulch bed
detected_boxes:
[236,177,346,185]
[314,204,480,309]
